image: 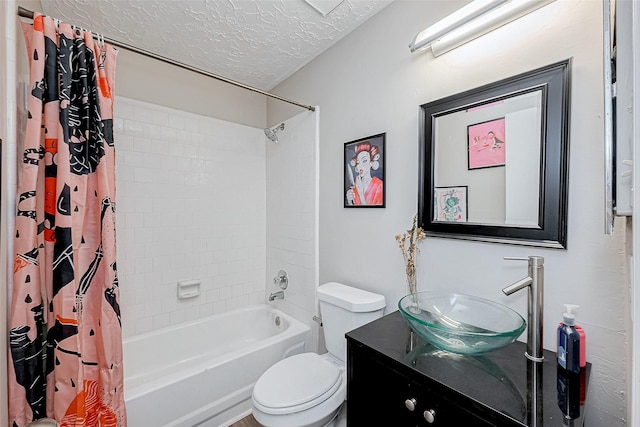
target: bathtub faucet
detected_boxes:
[268,291,285,301]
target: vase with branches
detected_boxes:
[395,214,426,296]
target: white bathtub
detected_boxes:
[123,304,311,427]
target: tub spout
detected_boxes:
[268,291,284,301]
[503,256,544,363]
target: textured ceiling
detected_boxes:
[40,0,394,91]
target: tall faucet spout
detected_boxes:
[502,277,533,295]
[503,256,544,363]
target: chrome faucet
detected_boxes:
[502,256,544,362]
[268,291,285,301]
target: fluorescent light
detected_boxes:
[410,0,557,56]
[409,0,509,52]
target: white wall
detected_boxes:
[115,49,267,129]
[627,0,640,423]
[265,109,320,352]
[269,1,629,425]
[114,97,267,338]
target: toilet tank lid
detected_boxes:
[317,282,386,312]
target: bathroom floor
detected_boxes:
[229,414,261,427]
[231,406,347,427]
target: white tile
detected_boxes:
[177,129,192,144]
[115,97,272,333]
[133,227,154,247]
[213,300,226,314]
[134,167,153,183]
[134,257,153,274]
[123,151,146,167]
[133,197,153,213]
[135,317,153,335]
[144,212,162,229]
[151,139,169,155]
[226,297,239,310]
[133,136,153,153]
[184,115,200,132]
[124,119,144,136]
[152,110,169,126]
[115,103,134,120]
[144,300,162,317]
[116,133,133,151]
[143,153,163,169]
[167,141,185,157]
[199,303,213,317]
[168,113,185,130]
[125,211,145,228]
[152,313,171,330]
[133,106,153,124]
[160,127,177,142]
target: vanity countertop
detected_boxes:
[346,310,590,426]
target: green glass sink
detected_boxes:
[398,292,526,355]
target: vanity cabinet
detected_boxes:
[346,311,590,427]
[348,340,498,425]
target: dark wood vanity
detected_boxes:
[346,311,590,426]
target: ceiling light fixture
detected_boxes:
[409,0,557,57]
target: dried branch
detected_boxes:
[395,214,426,294]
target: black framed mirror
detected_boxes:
[418,59,571,248]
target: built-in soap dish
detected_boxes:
[177,279,200,299]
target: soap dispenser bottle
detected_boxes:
[557,304,581,373]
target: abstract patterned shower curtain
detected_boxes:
[9,12,126,427]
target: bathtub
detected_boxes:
[123,304,311,427]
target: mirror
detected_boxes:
[418,59,571,248]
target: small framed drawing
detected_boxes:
[467,117,506,170]
[344,133,386,208]
[434,186,468,222]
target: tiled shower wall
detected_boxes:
[265,110,319,351]
[114,97,267,338]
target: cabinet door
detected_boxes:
[403,375,497,426]
[348,342,499,426]
[348,344,416,425]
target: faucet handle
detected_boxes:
[273,269,289,289]
[504,256,544,266]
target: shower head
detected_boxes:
[264,123,285,143]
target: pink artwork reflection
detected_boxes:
[467,118,506,170]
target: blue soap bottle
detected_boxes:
[557,304,581,373]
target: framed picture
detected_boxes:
[344,133,386,208]
[467,118,506,170]
[434,186,468,222]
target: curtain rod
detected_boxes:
[17,6,316,112]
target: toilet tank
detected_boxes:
[317,282,386,363]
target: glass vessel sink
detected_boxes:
[398,292,526,355]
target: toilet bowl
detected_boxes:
[252,353,345,427]
[251,282,385,427]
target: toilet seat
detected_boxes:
[253,353,343,415]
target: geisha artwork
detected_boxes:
[344,133,386,208]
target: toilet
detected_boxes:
[251,282,386,427]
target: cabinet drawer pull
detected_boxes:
[423,409,436,423]
[404,398,417,411]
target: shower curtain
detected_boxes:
[9,12,126,427]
